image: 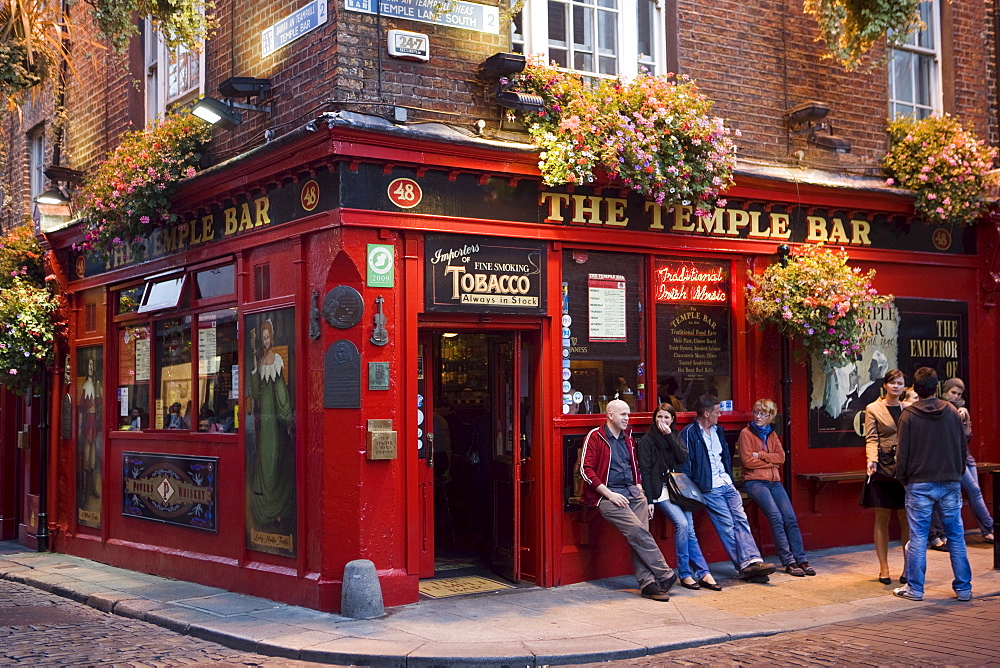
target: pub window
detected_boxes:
[114,262,238,433]
[653,257,732,411]
[561,249,646,415]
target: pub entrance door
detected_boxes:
[417,329,536,584]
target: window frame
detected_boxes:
[888,0,942,120]
[113,259,238,435]
[516,0,664,79]
[144,20,205,122]
[27,124,46,202]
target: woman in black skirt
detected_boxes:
[862,368,910,585]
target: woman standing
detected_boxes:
[862,368,910,585]
[738,399,816,577]
[638,404,721,591]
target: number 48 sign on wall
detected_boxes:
[387,178,423,209]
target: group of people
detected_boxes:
[579,394,813,601]
[581,368,988,603]
[862,368,989,602]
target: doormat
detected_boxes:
[434,558,476,572]
[419,576,514,599]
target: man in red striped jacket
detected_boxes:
[580,399,677,601]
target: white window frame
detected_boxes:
[888,0,941,120]
[517,0,664,79]
[27,124,45,202]
[145,20,205,122]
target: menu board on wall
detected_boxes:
[588,274,627,342]
[654,259,733,407]
[808,298,968,448]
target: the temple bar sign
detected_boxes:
[425,235,546,314]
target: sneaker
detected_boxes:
[739,561,777,578]
[930,538,949,551]
[956,590,972,602]
[893,587,922,601]
[640,583,670,601]
[784,565,807,577]
[798,562,817,576]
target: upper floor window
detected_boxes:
[145,20,204,121]
[27,124,45,202]
[513,0,663,79]
[888,0,940,120]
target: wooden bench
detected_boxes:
[797,462,1000,513]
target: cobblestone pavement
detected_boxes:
[584,594,1000,667]
[0,579,334,667]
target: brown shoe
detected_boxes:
[739,561,777,578]
[640,583,670,601]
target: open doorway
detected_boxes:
[418,330,535,586]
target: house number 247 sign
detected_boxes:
[387,178,422,209]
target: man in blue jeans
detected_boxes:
[894,367,972,602]
[681,395,776,582]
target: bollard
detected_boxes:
[341,559,385,619]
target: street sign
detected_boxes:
[344,0,500,34]
[262,0,329,58]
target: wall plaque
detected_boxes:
[367,420,398,460]
[323,285,364,329]
[324,340,361,408]
[369,362,390,390]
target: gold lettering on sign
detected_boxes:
[251,530,293,551]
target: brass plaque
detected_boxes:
[367,419,393,432]
[367,431,397,460]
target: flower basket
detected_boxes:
[803,0,923,70]
[746,244,892,367]
[77,114,212,259]
[0,225,62,395]
[883,114,998,227]
[509,58,738,213]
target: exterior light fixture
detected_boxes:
[192,96,244,129]
[35,187,70,205]
[478,52,544,114]
[784,100,851,154]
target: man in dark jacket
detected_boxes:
[580,399,677,601]
[893,367,972,602]
[680,395,775,582]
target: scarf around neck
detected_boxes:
[749,422,773,443]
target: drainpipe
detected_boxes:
[777,244,793,494]
[36,370,50,552]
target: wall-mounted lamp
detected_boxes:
[478,52,545,114]
[35,164,83,205]
[191,77,273,130]
[784,100,850,154]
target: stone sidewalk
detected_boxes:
[1,538,997,666]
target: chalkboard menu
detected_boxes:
[654,258,732,408]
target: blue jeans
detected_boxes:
[744,480,808,567]
[929,464,995,541]
[703,482,763,572]
[903,481,972,598]
[654,498,711,581]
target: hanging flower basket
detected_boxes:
[77,114,212,259]
[746,244,892,366]
[508,58,738,214]
[883,114,998,227]
[802,0,923,70]
[0,225,62,395]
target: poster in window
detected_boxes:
[244,308,297,556]
[76,346,104,529]
[808,298,967,448]
[588,274,627,342]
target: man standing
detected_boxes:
[893,367,972,602]
[580,399,677,601]
[680,395,776,582]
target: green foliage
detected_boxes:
[0,225,61,395]
[883,114,998,227]
[77,114,212,259]
[91,0,216,54]
[746,244,892,367]
[509,58,738,213]
[802,0,923,70]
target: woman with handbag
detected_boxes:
[862,368,910,585]
[738,399,816,577]
[638,403,722,591]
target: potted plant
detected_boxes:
[883,114,998,227]
[76,114,212,259]
[802,0,923,70]
[0,224,62,395]
[509,58,738,215]
[746,244,892,366]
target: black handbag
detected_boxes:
[874,420,896,480]
[665,471,706,512]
